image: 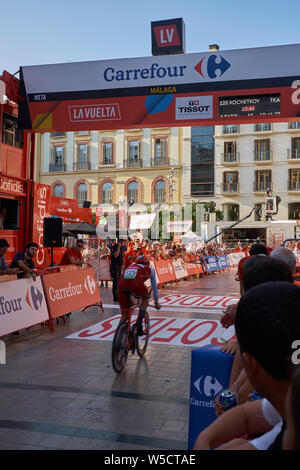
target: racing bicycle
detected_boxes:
[111,289,151,373]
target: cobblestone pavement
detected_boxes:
[0,270,239,450]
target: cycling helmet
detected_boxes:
[136,254,150,266]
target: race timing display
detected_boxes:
[219,93,281,117]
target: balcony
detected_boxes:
[100,159,114,166]
[73,161,91,171]
[221,182,240,194]
[150,157,169,167]
[124,158,143,168]
[49,163,66,172]
[253,151,272,162]
[288,180,300,192]
[287,149,300,161]
[221,153,239,165]
[254,181,272,192]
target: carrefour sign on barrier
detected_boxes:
[19,43,300,131]
[42,268,101,319]
[0,278,49,337]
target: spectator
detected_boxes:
[59,239,85,267]
[235,243,268,295]
[282,367,300,450]
[10,242,38,280]
[194,282,300,450]
[0,239,18,276]
[110,241,124,302]
[98,241,110,287]
[270,246,300,286]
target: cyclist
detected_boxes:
[118,254,161,333]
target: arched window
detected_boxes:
[102,182,113,204]
[53,184,64,198]
[77,183,88,206]
[128,181,139,203]
[154,179,166,204]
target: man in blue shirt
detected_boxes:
[10,242,38,280]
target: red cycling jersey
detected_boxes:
[118,263,151,310]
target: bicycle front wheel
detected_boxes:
[136,312,150,357]
[112,321,129,373]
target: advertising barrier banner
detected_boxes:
[206,256,220,272]
[42,268,101,318]
[217,254,230,269]
[0,277,49,336]
[154,259,176,284]
[172,258,189,279]
[227,252,246,266]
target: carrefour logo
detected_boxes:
[26,286,43,311]
[195,55,231,79]
[84,275,96,295]
[194,375,223,398]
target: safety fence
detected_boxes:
[0,266,102,337]
[91,252,246,287]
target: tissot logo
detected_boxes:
[195,55,231,79]
[176,96,213,120]
[194,375,223,398]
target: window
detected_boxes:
[290,138,300,159]
[126,140,141,166]
[254,139,271,161]
[154,138,167,164]
[102,182,113,204]
[254,203,265,221]
[102,142,113,164]
[223,125,238,134]
[289,122,300,129]
[222,172,239,192]
[254,170,271,191]
[154,180,166,204]
[223,141,237,163]
[128,181,139,203]
[77,183,88,206]
[78,144,88,163]
[51,132,65,137]
[254,123,271,132]
[0,198,19,230]
[50,146,65,171]
[191,126,214,196]
[2,113,23,148]
[289,169,300,190]
[222,204,239,221]
[288,203,300,219]
[53,184,64,198]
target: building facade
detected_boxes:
[35,128,184,215]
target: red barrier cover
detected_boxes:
[153,259,176,284]
[42,267,101,318]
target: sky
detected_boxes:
[1,0,300,73]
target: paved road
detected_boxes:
[0,270,239,450]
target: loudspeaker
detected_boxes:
[83,200,91,208]
[43,217,63,247]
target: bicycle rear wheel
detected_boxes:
[136,311,150,357]
[112,321,129,373]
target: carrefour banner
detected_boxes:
[19,43,300,131]
[42,268,101,319]
[206,256,220,272]
[0,278,49,336]
[217,254,230,269]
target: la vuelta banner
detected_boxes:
[42,268,101,318]
[19,43,300,132]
